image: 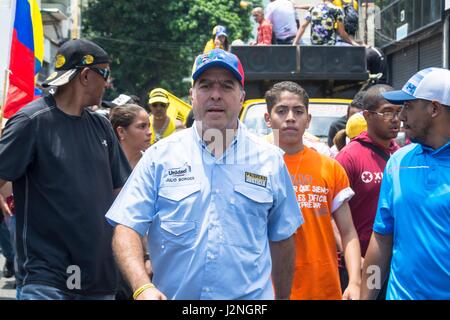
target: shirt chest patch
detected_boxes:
[245,172,267,188]
[164,162,196,184]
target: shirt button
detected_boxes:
[203,288,211,293]
[161,245,165,249]
[215,189,220,194]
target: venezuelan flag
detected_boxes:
[4,0,43,119]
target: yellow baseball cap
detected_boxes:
[346,113,367,139]
[148,88,169,105]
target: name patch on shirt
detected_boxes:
[165,163,195,183]
[245,172,267,188]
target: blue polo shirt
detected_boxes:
[106,122,303,300]
[374,141,450,300]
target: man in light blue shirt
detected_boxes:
[361,68,450,300]
[106,49,303,300]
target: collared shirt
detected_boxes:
[374,141,450,300]
[106,121,303,300]
[257,19,273,45]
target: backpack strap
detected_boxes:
[356,140,391,162]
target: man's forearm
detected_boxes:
[270,236,296,299]
[112,224,151,291]
[342,235,362,285]
[360,232,393,300]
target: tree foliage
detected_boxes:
[82,0,259,101]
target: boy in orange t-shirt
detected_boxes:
[264,81,361,300]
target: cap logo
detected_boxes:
[82,55,94,65]
[47,72,58,81]
[55,55,66,68]
[404,82,417,95]
[197,51,227,67]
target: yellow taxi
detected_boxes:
[239,98,351,142]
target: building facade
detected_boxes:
[376,0,450,88]
[39,0,82,82]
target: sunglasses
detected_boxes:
[87,66,110,81]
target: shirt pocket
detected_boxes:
[223,184,273,251]
[154,184,201,247]
[159,220,197,247]
[156,184,201,214]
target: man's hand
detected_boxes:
[342,282,360,300]
[145,259,153,279]
[0,194,12,217]
[135,286,167,300]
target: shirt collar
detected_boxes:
[417,140,450,155]
[191,120,242,158]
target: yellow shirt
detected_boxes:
[332,0,358,10]
[203,39,224,53]
[150,115,176,145]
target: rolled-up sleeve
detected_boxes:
[267,156,304,242]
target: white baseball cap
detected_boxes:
[382,67,450,106]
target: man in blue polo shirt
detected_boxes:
[106,49,303,300]
[361,67,450,300]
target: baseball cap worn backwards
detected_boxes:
[42,38,110,87]
[382,67,450,106]
[192,49,245,87]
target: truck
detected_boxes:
[230,45,370,142]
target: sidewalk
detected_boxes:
[0,254,16,300]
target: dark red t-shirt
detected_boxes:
[335,132,400,256]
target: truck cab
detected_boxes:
[240,98,351,143]
[231,45,369,141]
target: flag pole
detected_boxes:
[0,69,11,138]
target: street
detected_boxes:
[0,253,16,300]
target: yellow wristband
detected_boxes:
[133,283,155,300]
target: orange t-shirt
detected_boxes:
[284,147,351,300]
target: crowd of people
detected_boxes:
[202,0,361,49]
[204,0,384,78]
[0,29,448,301]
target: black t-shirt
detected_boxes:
[327,115,347,147]
[0,95,131,295]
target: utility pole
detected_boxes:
[364,0,369,44]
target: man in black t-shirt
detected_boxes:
[327,90,365,147]
[0,39,131,300]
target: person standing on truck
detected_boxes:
[332,0,359,39]
[264,81,361,300]
[203,25,230,53]
[106,49,302,300]
[250,7,273,45]
[293,0,359,46]
[265,0,298,44]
